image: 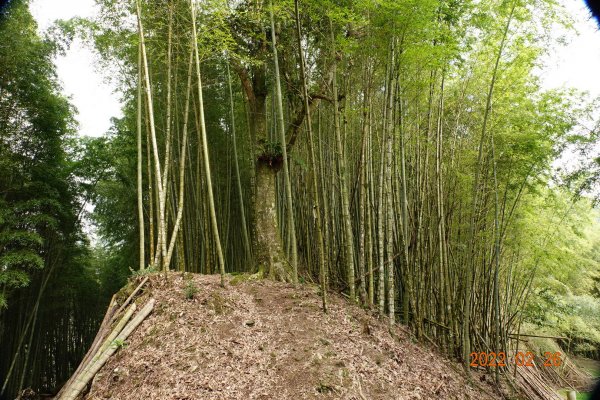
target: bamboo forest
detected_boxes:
[1,0,600,398]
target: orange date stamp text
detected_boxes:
[469,351,562,368]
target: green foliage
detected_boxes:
[520,190,600,348]
[130,265,159,277]
[257,139,283,166]
[0,0,77,308]
[0,2,105,397]
[111,338,128,349]
[184,281,199,300]
[562,124,600,203]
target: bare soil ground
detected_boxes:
[85,273,499,400]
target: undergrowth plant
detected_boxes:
[184,281,199,300]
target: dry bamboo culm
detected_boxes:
[56,277,154,400]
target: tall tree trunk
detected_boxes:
[231,52,287,281]
[255,159,287,279]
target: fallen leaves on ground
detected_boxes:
[85,273,498,400]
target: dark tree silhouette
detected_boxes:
[586,0,600,23]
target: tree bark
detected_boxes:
[255,160,287,279]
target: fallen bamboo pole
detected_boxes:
[113,277,149,319]
[54,295,119,399]
[509,333,570,341]
[58,299,155,400]
[56,277,149,398]
[79,303,137,377]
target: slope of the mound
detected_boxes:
[84,273,496,400]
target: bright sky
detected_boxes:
[29,0,600,138]
[30,0,123,137]
[539,1,600,97]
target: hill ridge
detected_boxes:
[82,273,496,400]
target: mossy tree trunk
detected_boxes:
[255,159,287,279]
[230,24,331,280]
[231,55,287,279]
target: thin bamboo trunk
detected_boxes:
[357,63,370,305]
[491,134,501,383]
[366,121,374,306]
[137,42,145,271]
[331,22,356,302]
[465,0,516,369]
[226,63,252,266]
[295,0,326,311]
[270,3,298,284]
[159,1,174,271]
[384,41,396,325]
[136,0,165,271]
[189,0,226,285]
[146,113,155,265]
[164,47,193,269]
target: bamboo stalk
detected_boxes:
[508,333,570,341]
[53,295,119,399]
[270,1,298,284]
[57,303,137,399]
[114,277,149,319]
[59,299,155,400]
[189,0,226,286]
[92,303,137,364]
[137,41,145,272]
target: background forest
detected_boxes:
[0,0,599,398]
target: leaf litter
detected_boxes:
[85,273,499,400]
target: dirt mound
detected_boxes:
[83,273,496,399]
